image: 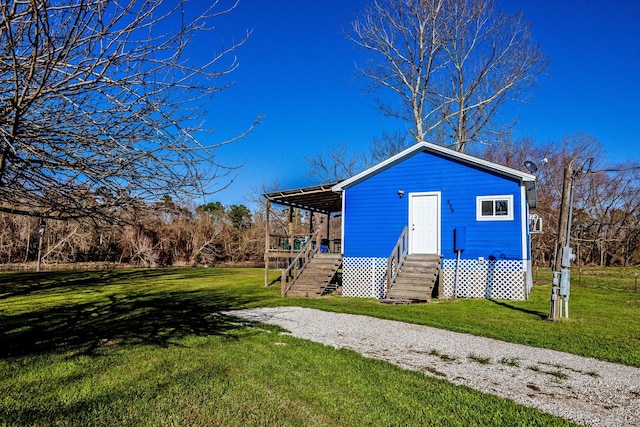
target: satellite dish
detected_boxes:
[524,160,538,174]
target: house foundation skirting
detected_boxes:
[342,257,528,300]
[342,257,387,299]
[442,258,527,300]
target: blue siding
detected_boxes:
[343,150,525,260]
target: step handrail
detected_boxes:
[281,229,321,296]
[386,226,408,297]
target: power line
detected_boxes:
[592,166,640,173]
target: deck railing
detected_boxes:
[386,226,408,297]
[267,233,341,254]
[281,230,321,296]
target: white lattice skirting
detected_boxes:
[342,257,387,299]
[342,257,528,300]
[442,259,527,300]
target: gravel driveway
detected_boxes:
[226,306,640,427]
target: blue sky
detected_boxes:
[201,0,640,208]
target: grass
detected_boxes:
[527,365,570,381]
[467,354,491,365]
[1,327,574,426]
[428,349,457,361]
[499,357,520,367]
[537,361,599,378]
[1,266,636,426]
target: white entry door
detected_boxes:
[409,193,440,254]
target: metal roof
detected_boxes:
[264,182,342,214]
[333,141,536,192]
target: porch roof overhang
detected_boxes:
[264,182,342,214]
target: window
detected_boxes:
[476,195,513,221]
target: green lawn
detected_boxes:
[2,266,636,426]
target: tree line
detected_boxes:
[485,134,640,268]
[3,132,639,270]
[0,200,262,269]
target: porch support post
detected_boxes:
[326,213,330,239]
[288,207,294,251]
[264,199,271,286]
[315,227,321,251]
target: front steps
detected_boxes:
[285,253,342,298]
[385,254,441,302]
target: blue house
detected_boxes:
[264,141,536,301]
[332,141,536,300]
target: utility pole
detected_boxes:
[550,157,591,320]
[550,162,573,320]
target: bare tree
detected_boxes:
[0,0,259,221]
[305,131,410,185]
[480,132,640,268]
[350,0,548,152]
[305,143,362,183]
[365,129,411,164]
[575,164,640,267]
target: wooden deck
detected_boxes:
[263,189,343,290]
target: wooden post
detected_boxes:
[326,213,330,250]
[281,269,286,297]
[550,161,574,320]
[36,218,46,272]
[288,207,294,252]
[264,200,271,286]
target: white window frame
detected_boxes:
[476,195,514,221]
